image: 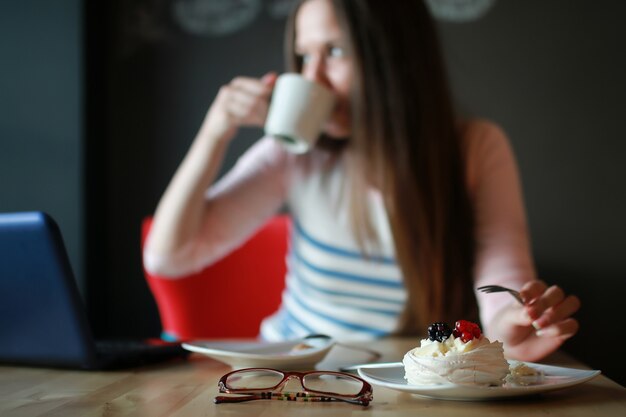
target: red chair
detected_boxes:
[141,215,289,340]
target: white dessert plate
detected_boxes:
[357,361,601,401]
[182,335,335,370]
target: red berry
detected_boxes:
[453,320,482,342]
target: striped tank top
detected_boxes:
[260,156,406,341]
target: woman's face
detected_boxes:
[295,0,353,139]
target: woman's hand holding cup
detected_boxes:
[201,72,335,153]
[202,72,278,142]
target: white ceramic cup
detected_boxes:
[264,73,336,154]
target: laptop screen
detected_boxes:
[0,212,97,367]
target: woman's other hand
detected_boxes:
[494,280,581,362]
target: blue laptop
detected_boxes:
[0,211,188,369]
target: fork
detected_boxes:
[477,285,524,305]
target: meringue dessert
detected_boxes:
[403,320,510,386]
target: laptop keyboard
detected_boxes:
[96,339,170,354]
[93,339,189,369]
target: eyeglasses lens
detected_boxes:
[302,372,364,396]
[226,369,284,389]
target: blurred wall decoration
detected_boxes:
[170,0,497,38]
[172,0,295,36]
[426,0,496,22]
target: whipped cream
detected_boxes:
[506,361,545,385]
[403,334,509,386]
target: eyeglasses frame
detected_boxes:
[216,367,373,406]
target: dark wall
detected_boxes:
[439,1,626,385]
[0,1,83,290]
[86,0,288,338]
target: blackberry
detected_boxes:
[427,322,452,342]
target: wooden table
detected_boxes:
[1,338,625,416]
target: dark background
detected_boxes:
[1,1,624,385]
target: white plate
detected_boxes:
[357,361,601,401]
[182,336,335,370]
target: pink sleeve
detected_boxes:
[145,136,293,277]
[464,121,537,328]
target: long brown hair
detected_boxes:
[285,0,477,335]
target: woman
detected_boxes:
[143,0,580,361]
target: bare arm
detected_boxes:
[145,73,278,270]
[467,121,580,361]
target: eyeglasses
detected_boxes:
[215,368,373,406]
